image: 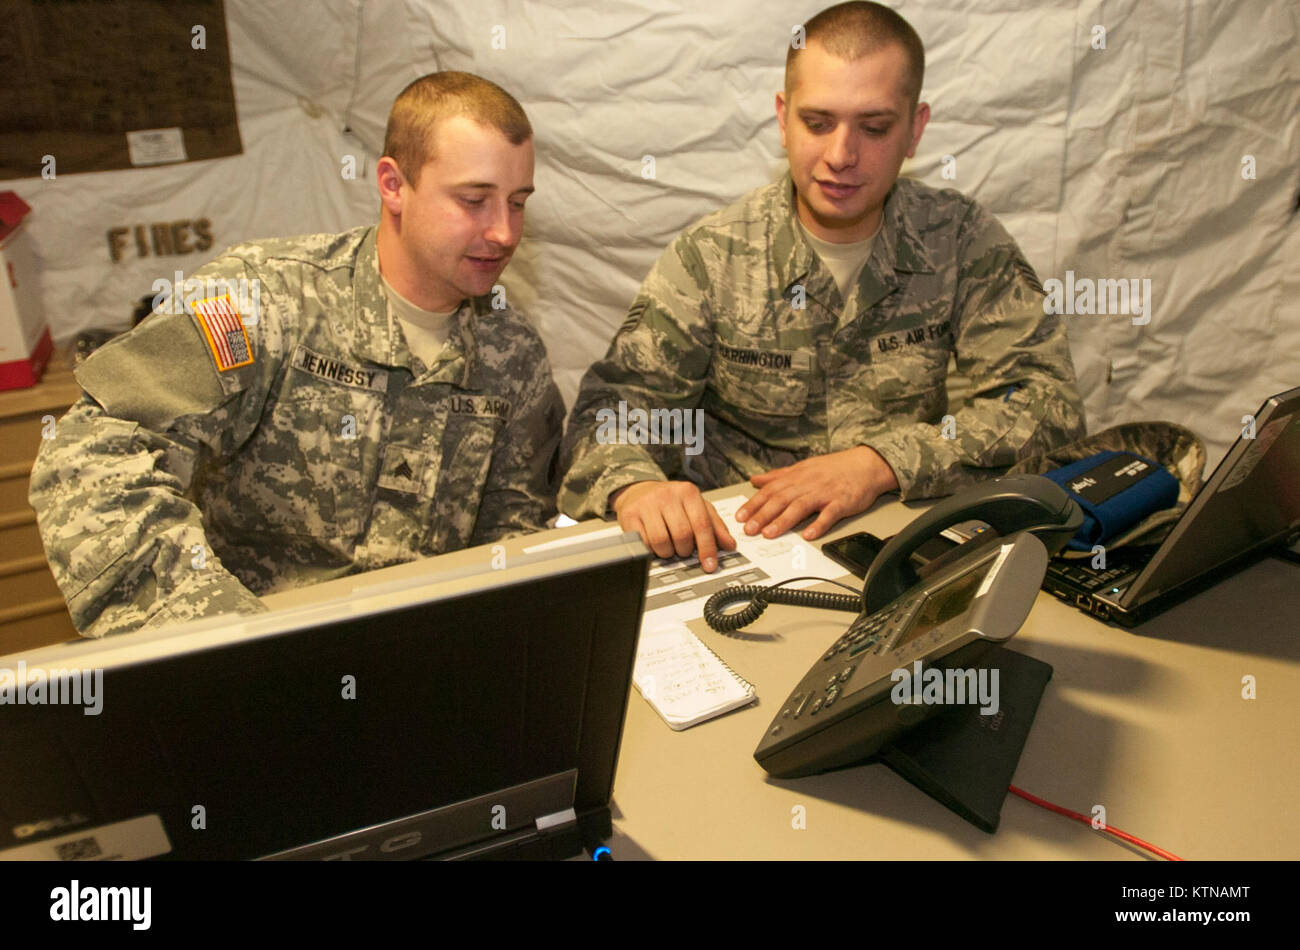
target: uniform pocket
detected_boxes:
[38,416,137,597]
[426,401,507,550]
[234,387,377,539]
[868,339,951,406]
[63,500,130,594]
[710,359,810,417]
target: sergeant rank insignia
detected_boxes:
[378,445,428,495]
[193,295,254,371]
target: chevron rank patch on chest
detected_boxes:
[193,295,254,371]
[378,444,429,495]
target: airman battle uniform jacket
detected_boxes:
[559,175,1085,518]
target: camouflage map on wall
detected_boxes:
[0,0,242,179]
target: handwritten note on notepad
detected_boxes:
[633,622,756,730]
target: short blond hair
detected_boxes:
[382,71,532,185]
[787,2,925,107]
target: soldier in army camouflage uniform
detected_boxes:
[30,72,564,637]
[559,2,1085,570]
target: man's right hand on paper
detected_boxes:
[610,480,737,572]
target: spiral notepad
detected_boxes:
[633,622,756,730]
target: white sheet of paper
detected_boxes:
[639,494,848,627]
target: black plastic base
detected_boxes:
[878,645,1052,833]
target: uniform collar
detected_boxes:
[772,172,938,309]
[352,225,477,387]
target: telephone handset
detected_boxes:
[752,474,1083,779]
[861,473,1084,613]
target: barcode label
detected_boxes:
[55,836,103,861]
[0,815,170,861]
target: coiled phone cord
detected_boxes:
[703,576,863,633]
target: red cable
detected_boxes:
[1009,785,1184,861]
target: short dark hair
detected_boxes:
[786,2,926,108]
[382,71,532,186]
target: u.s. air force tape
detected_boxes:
[715,343,811,371]
[869,319,954,355]
[290,345,388,392]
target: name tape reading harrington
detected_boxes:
[716,343,811,371]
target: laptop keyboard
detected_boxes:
[1049,562,1132,592]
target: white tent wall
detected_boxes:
[9,0,1298,468]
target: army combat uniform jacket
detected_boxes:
[30,227,564,638]
[559,175,1085,518]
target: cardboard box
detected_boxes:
[0,192,52,390]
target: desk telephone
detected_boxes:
[703,474,1083,779]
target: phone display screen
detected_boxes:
[893,560,991,649]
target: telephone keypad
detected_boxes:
[848,637,881,658]
[757,528,1048,779]
[824,603,904,662]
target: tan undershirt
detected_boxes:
[798,218,881,307]
[380,272,458,368]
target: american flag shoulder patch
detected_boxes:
[192,295,254,371]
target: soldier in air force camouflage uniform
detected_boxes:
[559,2,1084,571]
[30,72,564,637]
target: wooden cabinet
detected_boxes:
[0,355,82,654]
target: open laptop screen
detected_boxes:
[1123,388,1300,608]
[0,530,650,860]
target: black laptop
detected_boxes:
[1041,387,1300,626]
[0,528,650,861]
